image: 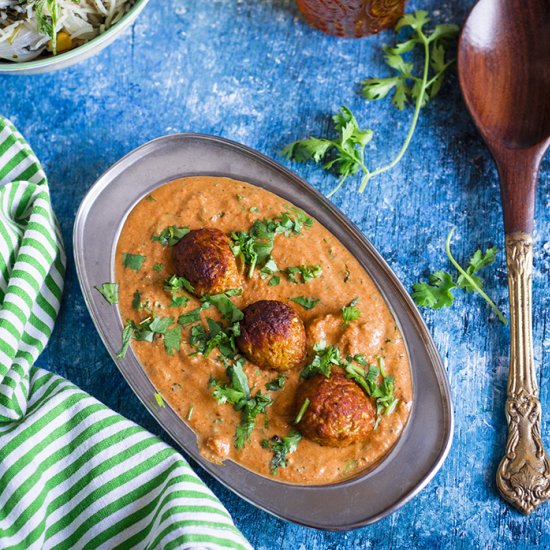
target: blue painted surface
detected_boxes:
[1,0,549,547]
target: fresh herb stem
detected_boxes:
[359,32,430,192]
[445,227,507,325]
[294,398,310,424]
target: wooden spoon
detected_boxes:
[458,0,550,514]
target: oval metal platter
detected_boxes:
[73,133,453,530]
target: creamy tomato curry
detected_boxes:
[114,176,412,484]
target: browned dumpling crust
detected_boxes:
[173,228,242,297]
[236,300,306,371]
[297,371,376,447]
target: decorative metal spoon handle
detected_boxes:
[496,232,550,514]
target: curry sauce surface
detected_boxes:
[115,176,412,484]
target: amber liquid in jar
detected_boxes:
[296,0,406,38]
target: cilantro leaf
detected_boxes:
[164,275,194,307]
[282,106,373,197]
[123,253,145,271]
[342,297,361,325]
[163,326,181,356]
[95,282,118,305]
[203,292,244,322]
[457,246,497,292]
[265,374,287,391]
[151,226,190,246]
[211,360,273,449]
[285,264,322,284]
[260,256,279,279]
[148,316,174,334]
[178,304,209,326]
[412,271,456,309]
[262,431,302,474]
[411,227,506,324]
[301,341,342,379]
[116,320,136,359]
[290,296,320,310]
[154,392,165,408]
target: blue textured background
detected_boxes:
[2,0,549,547]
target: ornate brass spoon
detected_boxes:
[458,0,550,514]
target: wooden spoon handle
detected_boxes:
[496,232,550,513]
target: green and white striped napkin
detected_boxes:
[0,117,252,550]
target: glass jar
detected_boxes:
[296,0,406,38]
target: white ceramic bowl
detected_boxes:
[0,0,151,75]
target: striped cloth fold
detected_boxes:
[0,117,252,550]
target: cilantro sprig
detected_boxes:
[411,227,507,324]
[282,106,372,197]
[282,11,458,196]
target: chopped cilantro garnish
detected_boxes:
[202,291,243,323]
[211,359,273,449]
[262,431,302,474]
[285,264,322,284]
[122,253,146,271]
[163,326,182,355]
[152,263,164,272]
[151,226,190,247]
[301,341,342,379]
[116,314,181,359]
[260,256,278,279]
[230,220,276,278]
[132,291,141,310]
[265,374,287,391]
[116,320,136,359]
[342,297,361,325]
[164,275,194,307]
[178,304,208,325]
[148,316,174,334]
[189,318,240,358]
[290,296,320,310]
[154,392,165,408]
[230,209,313,277]
[95,282,118,305]
[268,276,280,286]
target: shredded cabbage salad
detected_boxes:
[0,0,135,62]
